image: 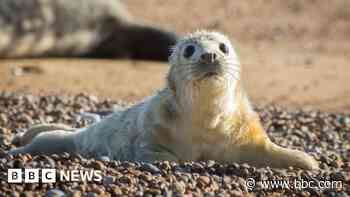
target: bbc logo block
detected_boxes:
[8,169,56,183]
[42,169,56,183]
[24,169,39,183]
[7,169,22,183]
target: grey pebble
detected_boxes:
[140,163,161,174]
[103,175,115,186]
[98,156,111,162]
[86,192,99,197]
[45,189,66,197]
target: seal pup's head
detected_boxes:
[167,31,242,127]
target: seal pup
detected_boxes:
[8,31,318,170]
[0,0,177,61]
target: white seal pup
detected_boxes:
[8,31,318,170]
[0,0,177,61]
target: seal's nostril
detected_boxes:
[200,53,217,63]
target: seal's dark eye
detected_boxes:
[219,43,229,54]
[184,45,195,58]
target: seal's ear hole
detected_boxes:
[184,45,195,58]
[219,43,229,54]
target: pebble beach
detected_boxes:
[0,93,348,196]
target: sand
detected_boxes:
[0,0,349,112]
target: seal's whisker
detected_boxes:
[224,67,239,73]
[222,60,241,67]
[223,66,241,71]
[223,69,241,81]
[222,68,241,75]
[223,69,239,78]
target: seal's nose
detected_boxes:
[200,52,217,64]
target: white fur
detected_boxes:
[8,31,319,170]
[10,31,244,161]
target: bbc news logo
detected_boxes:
[8,169,103,183]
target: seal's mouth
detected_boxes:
[197,71,221,81]
[204,72,218,78]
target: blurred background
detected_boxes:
[0,0,349,112]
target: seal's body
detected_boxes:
[0,0,177,61]
[9,31,318,170]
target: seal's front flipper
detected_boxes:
[231,118,318,170]
[262,142,319,170]
[235,141,318,170]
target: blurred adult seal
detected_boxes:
[8,31,318,170]
[0,0,177,61]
